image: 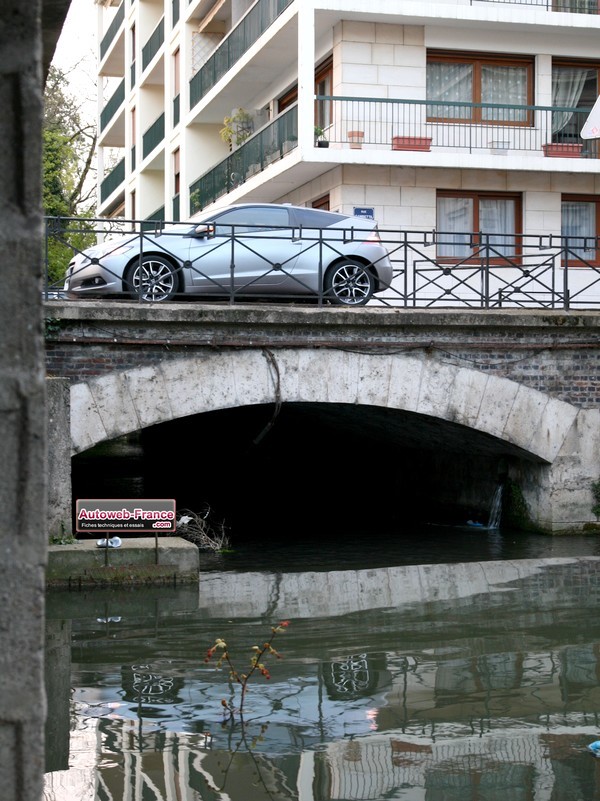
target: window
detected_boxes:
[173,148,180,195]
[212,206,291,234]
[315,57,333,132]
[173,47,180,96]
[312,195,330,211]
[552,60,599,146]
[427,52,533,124]
[562,195,599,264]
[278,56,333,131]
[437,191,522,262]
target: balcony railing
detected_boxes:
[189,106,297,214]
[100,2,125,60]
[100,79,125,132]
[474,0,600,12]
[142,18,165,72]
[44,219,600,311]
[189,0,293,110]
[314,96,597,157]
[100,158,125,203]
[142,113,165,159]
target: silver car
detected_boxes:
[64,203,393,306]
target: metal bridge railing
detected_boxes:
[42,217,600,310]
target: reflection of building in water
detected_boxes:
[43,714,600,801]
[318,727,600,801]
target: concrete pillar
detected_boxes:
[0,2,48,799]
[47,378,73,540]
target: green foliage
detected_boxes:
[503,479,538,532]
[45,221,95,287]
[220,108,253,149]
[591,478,600,519]
[43,66,97,286]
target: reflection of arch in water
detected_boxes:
[120,663,185,705]
[322,652,390,701]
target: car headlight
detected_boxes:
[84,240,136,259]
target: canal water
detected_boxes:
[44,528,600,801]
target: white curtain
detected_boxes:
[562,200,595,259]
[437,197,516,258]
[480,199,516,258]
[481,66,528,122]
[427,63,472,120]
[552,67,589,134]
[437,197,473,257]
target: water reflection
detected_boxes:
[44,557,600,800]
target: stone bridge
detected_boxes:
[44,301,600,537]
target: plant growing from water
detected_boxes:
[205,621,289,722]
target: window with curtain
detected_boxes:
[552,61,598,144]
[437,191,522,262]
[561,196,599,264]
[427,52,533,124]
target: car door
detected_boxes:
[187,206,303,294]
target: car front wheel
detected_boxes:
[126,256,179,301]
[324,260,375,306]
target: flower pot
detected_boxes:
[542,143,583,158]
[316,140,329,148]
[391,136,432,152]
[348,130,364,149]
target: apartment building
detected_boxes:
[95,0,600,304]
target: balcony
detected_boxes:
[476,0,600,12]
[142,18,165,72]
[100,2,125,61]
[189,106,297,214]
[313,96,597,158]
[100,158,125,204]
[189,0,293,110]
[100,79,125,132]
[142,113,165,160]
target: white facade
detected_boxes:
[95,0,600,254]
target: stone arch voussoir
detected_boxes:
[69,349,578,463]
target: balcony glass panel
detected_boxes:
[173,94,180,127]
[189,105,297,214]
[142,18,165,72]
[142,113,165,159]
[100,157,125,203]
[100,79,125,132]
[100,2,125,60]
[189,0,293,109]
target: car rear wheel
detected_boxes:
[324,260,375,306]
[125,255,179,302]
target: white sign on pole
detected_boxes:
[581,94,600,140]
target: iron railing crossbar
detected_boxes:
[43,217,600,310]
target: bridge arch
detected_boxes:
[70,348,577,464]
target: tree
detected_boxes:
[43,66,97,287]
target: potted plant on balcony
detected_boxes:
[220,108,254,151]
[314,126,329,148]
[542,141,584,158]
[347,130,364,149]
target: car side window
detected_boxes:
[213,207,291,235]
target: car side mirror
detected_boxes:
[194,223,215,238]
